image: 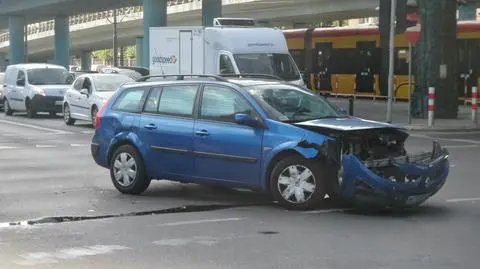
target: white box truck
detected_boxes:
[148,18,305,86]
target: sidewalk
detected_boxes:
[328,97,480,132]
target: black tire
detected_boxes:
[4,99,13,116]
[269,155,327,210]
[25,99,36,118]
[63,104,75,125]
[91,106,98,128]
[109,144,151,195]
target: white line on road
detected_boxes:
[0,146,18,149]
[81,130,94,134]
[446,197,480,203]
[436,138,480,145]
[158,218,244,227]
[70,143,88,147]
[35,145,57,148]
[443,145,479,149]
[0,119,73,134]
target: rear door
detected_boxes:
[136,83,199,178]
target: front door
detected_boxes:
[193,84,264,188]
[136,84,199,178]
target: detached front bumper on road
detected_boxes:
[339,141,449,208]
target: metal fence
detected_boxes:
[0,0,201,43]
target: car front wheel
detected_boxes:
[269,155,327,210]
[110,145,151,195]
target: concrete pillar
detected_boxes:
[142,0,167,68]
[136,36,143,67]
[458,4,476,21]
[202,0,222,26]
[8,16,25,65]
[54,15,70,68]
[81,51,91,71]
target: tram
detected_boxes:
[284,21,480,100]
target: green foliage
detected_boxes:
[125,46,136,59]
[92,49,113,62]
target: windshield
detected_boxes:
[93,75,134,92]
[233,53,301,81]
[247,84,347,122]
[27,68,69,85]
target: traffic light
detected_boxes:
[396,0,419,34]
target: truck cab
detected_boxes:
[148,18,305,87]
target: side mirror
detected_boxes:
[80,88,89,95]
[16,78,25,86]
[234,113,264,128]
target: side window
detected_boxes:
[112,87,148,113]
[16,70,25,85]
[73,77,84,91]
[82,78,92,91]
[219,54,235,74]
[157,85,198,117]
[200,85,255,123]
[143,88,162,113]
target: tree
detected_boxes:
[125,46,135,59]
[414,0,458,118]
[92,49,113,65]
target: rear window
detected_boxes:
[112,87,149,113]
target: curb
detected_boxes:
[401,124,480,132]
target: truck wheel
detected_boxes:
[109,144,151,195]
[4,99,13,116]
[269,155,327,210]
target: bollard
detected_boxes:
[428,87,435,127]
[348,96,354,116]
[472,86,478,123]
[464,74,469,106]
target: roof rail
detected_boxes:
[135,74,228,82]
[220,73,283,80]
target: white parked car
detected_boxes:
[62,73,134,127]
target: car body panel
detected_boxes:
[91,79,450,209]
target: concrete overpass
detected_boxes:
[0,0,478,69]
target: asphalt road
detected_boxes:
[0,111,479,269]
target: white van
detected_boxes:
[3,63,72,118]
[149,18,305,86]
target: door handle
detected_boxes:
[143,123,157,130]
[195,129,209,136]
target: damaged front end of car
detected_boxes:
[295,123,450,208]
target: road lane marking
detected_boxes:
[0,146,18,149]
[35,145,56,148]
[436,138,480,144]
[157,217,244,227]
[81,130,94,134]
[70,143,88,147]
[443,145,479,149]
[0,119,73,134]
[446,197,480,203]
[13,245,131,266]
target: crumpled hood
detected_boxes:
[294,117,400,131]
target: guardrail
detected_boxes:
[0,0,201,43]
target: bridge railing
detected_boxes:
[0,0,200,43]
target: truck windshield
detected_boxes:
[233,53,301,81]
[27,68,69,85]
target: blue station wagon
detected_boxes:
[90,74,449,210]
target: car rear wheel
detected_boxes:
[269,155,327,210]
[4,99,13,116]
[63,104,75,125]
[91,106,98,128]
[110,145,151,195]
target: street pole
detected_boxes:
[113,9,118,67]
[386,0,396,123]
[24,23,28,63]
[408,41,412,124]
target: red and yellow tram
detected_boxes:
[283,21,480,100]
